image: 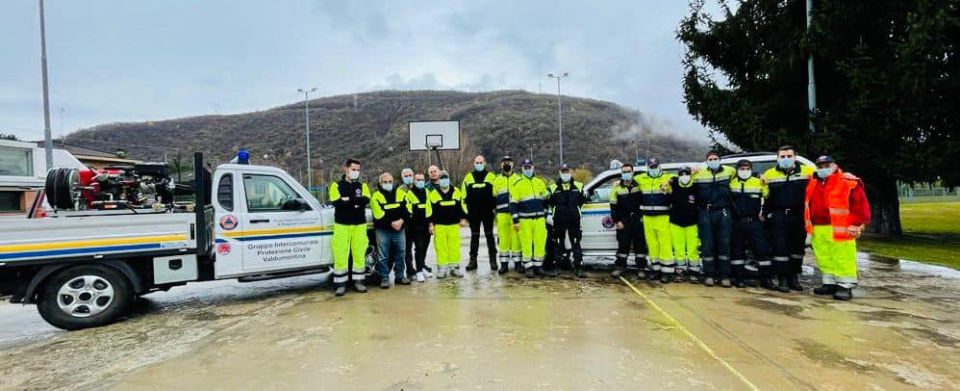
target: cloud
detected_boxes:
[0,0,710,142]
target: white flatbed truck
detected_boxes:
[0,154,373,330]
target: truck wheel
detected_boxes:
[363,236,381,284]
[36,264,133,330]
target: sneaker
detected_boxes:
[637,271,647,280]
[688,275,700,284]
[720,278,732,288]
[398,277,412,285]
[354,281,368,293]
[416,271,426,282]
[437,268,448,279]
[380,280,390,289]
[423,269,434,278]
[704,277,715,286]
[451,267,464,277]
[610,268,624,278]
[334,286,346,297]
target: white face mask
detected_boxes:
[560,172,571,182]
[737,169,752,180]
[678,175,691,185]
[348,170,360,180]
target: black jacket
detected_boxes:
[329,176,369,225]
[668,179,698,227]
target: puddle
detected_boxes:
[737,297,810,319]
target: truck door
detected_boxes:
[213,171,245,278]
[582,174,620,252]
[236,173,324,273]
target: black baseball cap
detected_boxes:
[647,158,661,168]
[521,158,534,166]
[815,155,835,164]
[736,159,752,168]
[558,163,571,171]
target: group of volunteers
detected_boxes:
[326,145,871,302]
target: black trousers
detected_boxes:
[405,224,430,274]
[731,218,772,280]
[468,212,497,261]
[615,215,647,269]
[552,218,583,269]
[768,208,807,279]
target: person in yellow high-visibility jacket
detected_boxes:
[493,156,522,274]
[428,170,468,278]
[635,158,676,283]
[329,158,370,297]
[510,159,550,278]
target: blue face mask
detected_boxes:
[414,180,425,189]
[402,176,413,185]
[381,183,394,192]
[778,157,795,169]
[621,172,633,181]
[560,172,571,182]
[648,168,661,177]
[817,167,835,178]
[523,168,534,177]
[707,161,721,170]
[439,178,451,188]
[474,163,485,171]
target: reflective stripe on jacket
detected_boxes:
[692,165,735,208]
[429,186,467,225]
[461,170,496,216]
[730,175,768,218]
[761,164,814,210]
[635,172,675,216]
[493,172,520,213]
[371,187,408,230]
[328,177,370,225]
[510,175,548,222]
[804,169,868,241]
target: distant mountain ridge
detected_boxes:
[67,90,705,183]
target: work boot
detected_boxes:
[704,277,715,287]
[541,268,558,278]
[777,278,791,293]
[733,279,746,288]
[648,270,659,282]
[720,278,732,288]
[688,274,700,284]
[788,275,804,291]
[466,258,478,271]
[636,270,647,280]
[611,268,624,278]
[575,265,587,278]
[833,287,853,301]
[660,273,673,284]
[451,267,464,277]
[525,267,536,278]
[490,259,499,271]
[354,281,368,293]
[380,279,390,289]
[398,277,412,285]
[813,284,838,295]
[334,286,346,297]
[437,268,448,279]
[759,277,778,291]
[498,262,509,275]
[516,262,525,274]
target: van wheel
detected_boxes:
[363,237,381,284]
[37,264,133,330]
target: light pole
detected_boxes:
[38,0,53,170]
[297,87,317,188]
[547,72,569,165]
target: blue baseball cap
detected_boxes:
[815,155,835,164]
[646,158,661,168]
[521,158,534,166]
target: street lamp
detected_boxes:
[38,0,53,170]
[547,72,569,165]
[297,87,318,188]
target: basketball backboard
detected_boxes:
[409,121,460,150]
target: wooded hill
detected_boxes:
[67,90,705,183]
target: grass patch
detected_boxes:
[859,202,960,269]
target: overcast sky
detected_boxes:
[1,0,716,142]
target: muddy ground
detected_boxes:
[1,234,959,390]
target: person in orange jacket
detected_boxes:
[804,155,871,301]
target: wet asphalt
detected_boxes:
[1,231,959,390]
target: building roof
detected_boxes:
[35,141,139,163]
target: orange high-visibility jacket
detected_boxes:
[804,169,869,241]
